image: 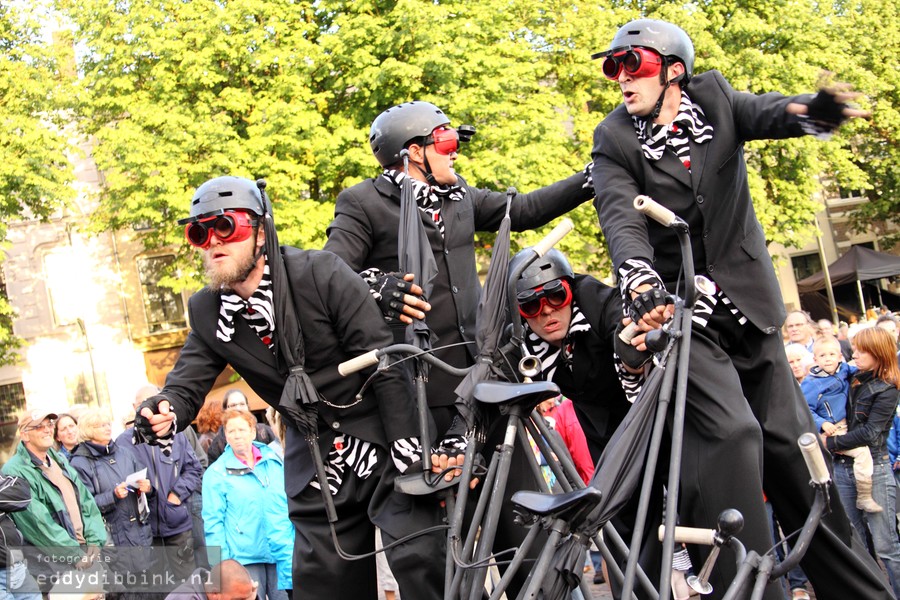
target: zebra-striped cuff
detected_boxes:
[391,437,421,474]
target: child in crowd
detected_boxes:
[802,337,881,512]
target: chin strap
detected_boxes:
[648,70,686,121]
[236,228,267,283]
[421,153,438,186]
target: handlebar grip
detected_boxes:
[634,195,678,227]
[532,218,574,257]
[658,525,717,546]
[798,432,831,485]
[618,322,640,343]
[338,350,380,376]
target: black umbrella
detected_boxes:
[258,180,339,524]
[452,188,515,431]
[397,152,440,465]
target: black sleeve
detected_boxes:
[0,475,31,513]
[830,386,899,451]
[471,171,593,232]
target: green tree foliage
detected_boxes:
[53,0,896,285]
[0,1,74,365]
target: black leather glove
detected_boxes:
[373,273,413,322]
[614,321,653,369]
[628,288,668,323]
[802,89,849,128]
[132,394,174,448]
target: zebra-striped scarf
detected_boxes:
[217,263,276,348]
[632,91,714,170]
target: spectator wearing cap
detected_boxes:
[1,409,107,591]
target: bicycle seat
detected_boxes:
[473,380,560,409]
[512,487,603,522]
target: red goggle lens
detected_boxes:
[185,211,257,249]
[427,126,460,155]
[602,47,663,80]
[517,279,573,319]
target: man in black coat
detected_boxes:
[133,176,440,600]
[324,101,595,440]
[510,248,636,463]
[591,18,886,600]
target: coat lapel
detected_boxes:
[653,149,692,189]
[689,135,710,192]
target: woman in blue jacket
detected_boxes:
[69,409,154,586]
[203,410,292,599]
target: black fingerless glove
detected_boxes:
[628,288,668,323]
[803,89,848,128]
[614,321,653,369]
[132,394,176,454]
[373,273,412,322]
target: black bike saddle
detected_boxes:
[512,486,603,522]
[473,380,560,410]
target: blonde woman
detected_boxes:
[69,409,153,582]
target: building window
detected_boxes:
[792,253,822,283]
[137,255,186,333]
[0,382,25,426]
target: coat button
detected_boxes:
[763,327,778,335]
[696,195,705,204]
[707,264,715,273]
[444,249,450,255]
[452,286,459,293]
[702,229,709,239]
[459,326,465,334]
[331,421,340,429]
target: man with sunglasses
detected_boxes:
[591,18,886,600]
[133,176,444,599]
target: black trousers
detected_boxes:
[672,305,891,600]
[288,450,445,600]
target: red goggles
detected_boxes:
[602,47,663,80]
[517,279,573,319]
[424,126,459,155]
[184,210,258,249]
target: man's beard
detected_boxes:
[204,249,258,291]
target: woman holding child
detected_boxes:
[823,327,900,595]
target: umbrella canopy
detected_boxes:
[586,364,665,525]
[453,189,515,430]
[540,536,588,596]
[797,245,900,293]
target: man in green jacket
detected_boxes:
[2,409,107,591]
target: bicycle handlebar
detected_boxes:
[657,525,717,546]
[338,350,380,376]
[634,195,680,228]
[617,196,685,343]
[532,218,574,257]
[337,344,472,378]
[798,432,831,485]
